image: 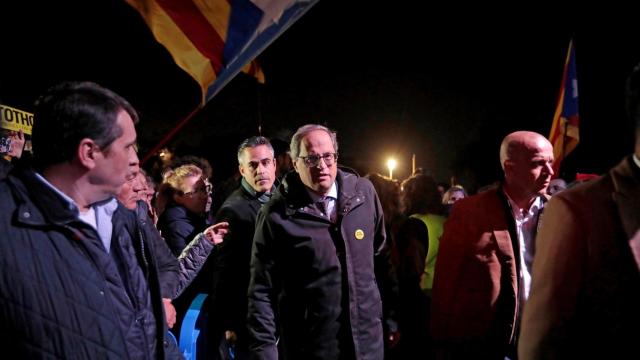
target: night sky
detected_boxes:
[2,1,639,192]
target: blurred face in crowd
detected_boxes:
[444,189,466,204]
[547,178,567,195]
[90,110,139,200]
[240,145,276,193]
[141,176,155,204]
[294,129,338,196]
[174,175,211,215]
[117,172,146,210]
[503,132,555,198]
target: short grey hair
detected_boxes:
[237,136,274,164]
[290,124,338,159]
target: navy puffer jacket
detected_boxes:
[0,166,181,359]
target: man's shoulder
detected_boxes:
[113,202,137,220]
[218,187,259,216]
[553,173,612,207]
[159,203,188,224]
[111,202,140,233]
[455,188,502,212]
[337,168,375,195]
[0,179,18,222]
[223,186,256,206]
[0,170,32,212]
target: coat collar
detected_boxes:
[281,167,365,218]
[9,165,80,227]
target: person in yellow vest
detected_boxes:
[395,173,446,360]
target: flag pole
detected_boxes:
[141,105,202,165]
[412,153,416,175]
[562,120,569,165]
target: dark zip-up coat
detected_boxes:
[0,166,181,359]
[247,168,387,360]
[209,180,266,351]
[136,201,214,300]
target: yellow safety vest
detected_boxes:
[410,213,446,294]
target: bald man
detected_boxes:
[430,131,554,360]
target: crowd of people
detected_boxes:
[1,63,639,360]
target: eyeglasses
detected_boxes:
[298,153,338,168]
[245,157,274,170]
[180,181,212,197]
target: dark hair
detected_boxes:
[237,136,274,164]
[626,62,640,135]
[401,173,444,216]
[270,137,289,157]
[31,81,138,169]
[365,173,401,225]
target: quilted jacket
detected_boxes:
[0,166,180,359]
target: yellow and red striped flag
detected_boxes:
[549,39,579,176]
[126,0,318,105]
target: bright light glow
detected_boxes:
[387,158,397,179]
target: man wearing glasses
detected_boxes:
[248,124,388,360]
[207,136,278,360]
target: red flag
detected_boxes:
[549,40,579,176]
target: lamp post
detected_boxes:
[387,158,397,180]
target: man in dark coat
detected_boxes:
[117,171,228,330]
[247,124,388,360]
[209,136,277,359]
[0,82,181,359]
[518,62,640,359]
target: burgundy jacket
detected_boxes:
[431,186,546,359]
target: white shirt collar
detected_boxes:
[306,181,338,202]
[34,172,118,252]
[633,154,640,169]
[34,172,118,216]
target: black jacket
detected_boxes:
[136,201,214,299]
[0,166,180,359]
[0,157,12,180]
[158,203,208,257]
[209,180,268,349]
[248,168,387,360]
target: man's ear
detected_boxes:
[77,138,99,169]
[239,164,245,177]
[503,160,513,174]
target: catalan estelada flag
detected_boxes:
[126,0,319,105]
[549,39,579,176]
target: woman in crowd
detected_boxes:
[157,164,212,256]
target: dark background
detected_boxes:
[2,1,639,192]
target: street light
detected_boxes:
[387,158,397,179]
